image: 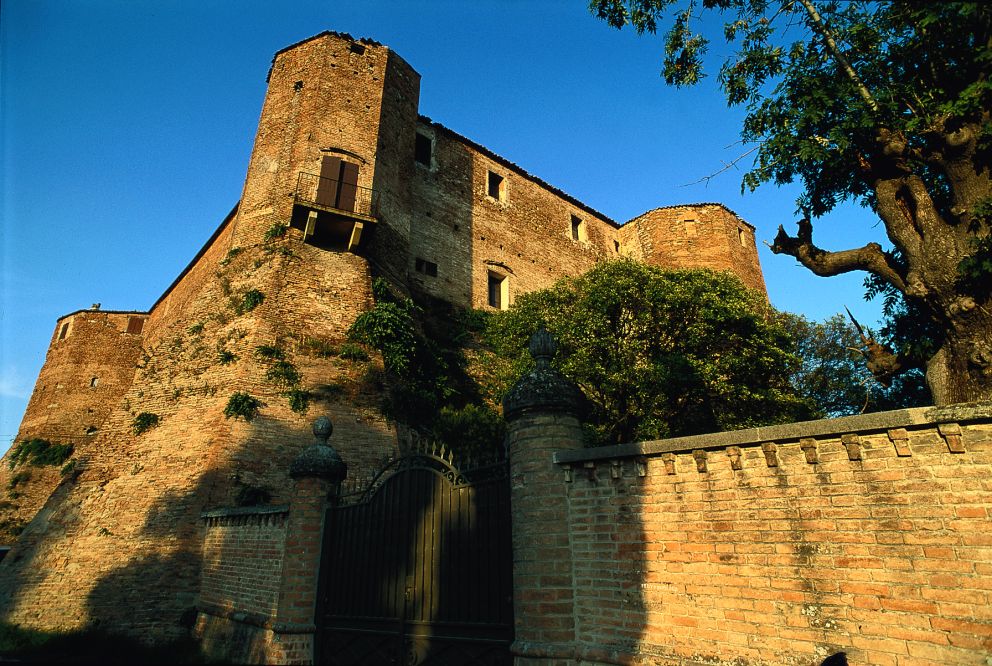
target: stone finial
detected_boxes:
[313,415,333,443]
[290,416,347,481]
[502,327,587,421]
[528,327,557,366]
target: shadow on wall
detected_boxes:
[0,413,318,645]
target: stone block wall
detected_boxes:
[511,403,992,665]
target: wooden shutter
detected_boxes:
[337,162,360,212]
[317,156,341,207]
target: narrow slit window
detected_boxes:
[738,228,747,246]
[58,323,69,340]
[415,132,432,167]
[614,240,621,253]
[487,171,504,200]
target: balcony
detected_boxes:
[293,172,377,251]
[294,172,376,221]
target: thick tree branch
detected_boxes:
[845,306,904,387]
[771,217,908,292]
[795,0,879,112]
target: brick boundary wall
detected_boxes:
[509,401,992,666]
[195,505,290,663]
[194,418,344,666]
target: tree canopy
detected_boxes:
[483,261,813,446]
[591,0,992,404]
[778,312,930,417]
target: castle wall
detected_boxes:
[405,122,477,305]
[620,204,767,294]
[0,35,403,633]
[408,121,622,309]
[510,403,992,665]
[0,227,396,639]
[1,30,775,647]
[15,311,146,444]
[366,50,421,285]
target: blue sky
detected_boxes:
[0,0,890,454]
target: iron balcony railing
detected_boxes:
[295,172,375,218]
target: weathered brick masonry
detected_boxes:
[1,29,768,653]
[508,393,992,666]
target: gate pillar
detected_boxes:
[503,329,586,665]
[272,416,347,665]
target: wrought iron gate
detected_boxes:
[316,441,513,665]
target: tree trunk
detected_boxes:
[925,314,992,404]
[868,126,992,406]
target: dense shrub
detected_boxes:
[224,392,264,422]
[131,412,160,436]
[235,289,265,315]
[7,439,74,469]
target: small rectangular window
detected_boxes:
[415,257,438,277]
[488,273,501,309]
[58,322,70,340]
[738,227,747,247]
[570,215,583,241]
[684,219,697,237]
[614,240,621,253]
[487,272,508,310]
[126,317,144,335]
[415,132,432,167]
[487,171,504,200]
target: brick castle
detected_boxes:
[1,32,989,666]
[2,32,761,639]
